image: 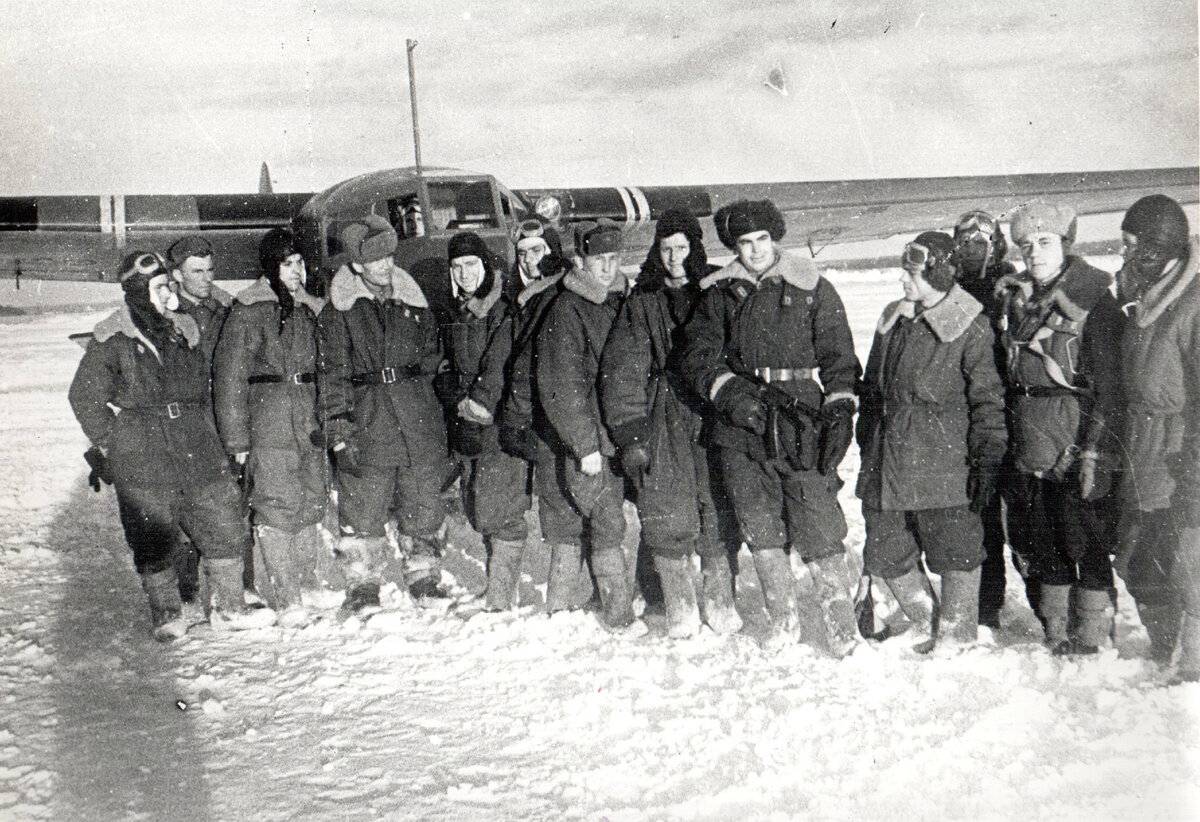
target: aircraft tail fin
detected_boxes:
[259,162,273,195]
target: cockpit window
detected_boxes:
[425,180,498,231]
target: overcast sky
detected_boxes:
[1,0,1195,194]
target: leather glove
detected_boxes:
[715,377,766,435]
[83,446,112,492]
[331,441,362,477]
[968,458,1001,514]
[580,451,603,476]
[618,443,651,488]
[1078,452,1112,502]
[498,425,538,462]
[818,397,856,475]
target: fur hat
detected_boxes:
[908,231,957,291]
[447,231,491,264]
[1010,202,1077,246]
[258,228,300,274]
[166,235,213,269]
[1121,194,1189,258]
[574,220,623,257]
[714,199,786,249]
[340,214,398,265]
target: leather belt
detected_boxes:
[1008,384,1077,398]
[351,364,423,385]
[753,367,815,384]
[248,372,315,385]
[121,400,202,419]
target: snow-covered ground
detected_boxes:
[1,269,1198,821]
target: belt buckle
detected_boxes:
[380,367,397,384]
[166,402,181,419]
[291,373,305,385]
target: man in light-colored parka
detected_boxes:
[856,232,1007,650]
[213,229,329,627]
[1115,194,1200,681]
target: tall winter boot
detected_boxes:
[402,534,449,600]
[546,543,585,613]
[336,535,387,615]
[1039,583,1072,654]
[1176,612,1200,683]
[204,557,277,631]
[485,537,525,611]
[1068,587,1114,655]
[1137,601,1182,666]
[698,552,742,635]
[141,568,189,642]
[295,525,343,611]
[254,525,309,628]
[592,548,635,629]
[652,554,701,638]
[806,553,861,657]
[753,548,799,651]
[933,567,982,650]
[884,566,938,649]
[172,535,201,604]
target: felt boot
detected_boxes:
[1068,587,1114,655]
[1176,612,1200,683]
[698,552,742,635]
[546,543,585,613]
[753,549,799,650]
[204,557,276,631]
[141,568,188,642]
[255,524,309,628]
[592,548,635,629]
[1039,583,1072,654]
[1137,601,1182,666]
[933,567,982,650]
[485,537,525,611]
[806,553,861,657]
[884,566,937,648]
[653,554,701,638]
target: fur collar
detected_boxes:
[516,271,564,308]
[93,304,200,352]
[463,272,503,319]
[563,268,624,305]
[235,276,326,314]
[329,264,429,312]
[877,284,982,342]
[699,248,820,292]
[1126,236,1199,328]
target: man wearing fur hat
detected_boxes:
[683,199,862,653]
[999,202,1123,655]
[535,220,638,630]
[857,232,1007,651]
[1114,194,1200,681]
[440,231,532,610]
[599,208,742,637]
[213,229,330,627]
[316,214,448,613]
[69,252,273,639]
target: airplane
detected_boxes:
[2,163,1197,317]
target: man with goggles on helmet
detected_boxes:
[856,232,1006,652]
[951,210,1023,629]
[70,252,273,640]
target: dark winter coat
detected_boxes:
[68,306,230,489]
[316,264,447,468]
[212,277,325,455]
[499,272,564,434]
[174,284,233,364]
[1119,238,1200,512]
[1000,257,1122,475]
[536,270,624,460]
[682,249,860,459]
[855,285,1007,511]
[443,274,510,453]
[958,259,1018,383]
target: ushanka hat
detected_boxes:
[1010,202,1077,246]
[714,199,786,249]
[573,220,623,256]
[340,214,398,265]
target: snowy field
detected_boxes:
[1,266,1198,821]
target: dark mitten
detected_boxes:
[451,418,487,459]
[618,444,651,488]
[499,425,538,462]
[818,398,856,475]
[333,441,362,477]
[968,458,1001,514]
[83,446,112,492]
[715,377,766,435]
[432,369,460,408]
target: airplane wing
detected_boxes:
[516,166,1200,260]
[2,166,1195,282]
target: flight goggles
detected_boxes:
[513,218,547,244]
[902,242,937,269]
[119,252,167,282]
[954,211,997,239]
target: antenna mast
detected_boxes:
[406,39,423,175]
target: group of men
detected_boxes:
[68,191,1199,681]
